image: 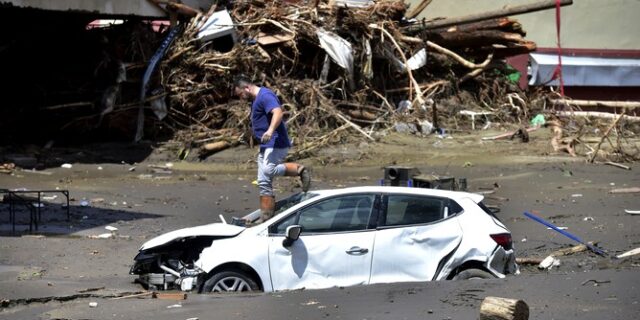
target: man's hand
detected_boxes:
[261,131,273,143]
[261,107,282,144]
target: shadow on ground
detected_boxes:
[0,200,163,236]
[0,142,160,171]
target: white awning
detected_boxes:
[529,53,640,87]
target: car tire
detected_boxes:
[452,268,495,280]
[201,270,260,293]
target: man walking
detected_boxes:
[234,76,311,222]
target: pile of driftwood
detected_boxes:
[158,0,549,159]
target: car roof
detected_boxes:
[308,186,484,203]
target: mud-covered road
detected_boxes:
[1,131,639,319]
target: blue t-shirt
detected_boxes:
[251,87,291,149]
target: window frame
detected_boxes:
[376,193,463,229]
[268,193,381,236]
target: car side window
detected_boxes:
[383,195,446,226]
[272,194,376,234]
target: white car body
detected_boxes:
[131,186,518,292]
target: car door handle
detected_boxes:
[345,247,369,255]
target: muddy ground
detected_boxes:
[1,129,639,320]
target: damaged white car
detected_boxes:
[130,186,518,293]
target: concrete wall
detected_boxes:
[0,0,214,18]
[408,0,640,50]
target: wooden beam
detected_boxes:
[555,111,640,122]
[552,99,640,109]
[404,0,573,33]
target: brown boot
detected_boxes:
[284,163,311,192]
[259,195,275,222]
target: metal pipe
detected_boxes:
[159,264,181,278]
[524,211,607,256]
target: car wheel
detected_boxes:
[201,271,260,293]
[452,268,495,280]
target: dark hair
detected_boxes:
[233,75,253,89]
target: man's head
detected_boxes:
[233,76,255,101]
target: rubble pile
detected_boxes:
[160,0,540,159]
[2,1,636,165]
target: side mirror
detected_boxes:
[282,225,302,247]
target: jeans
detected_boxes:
[257,148,288,196]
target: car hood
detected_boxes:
[139,223,245,250]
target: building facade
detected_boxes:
[409,0,640,101]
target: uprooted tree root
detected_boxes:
[545,112,640,163]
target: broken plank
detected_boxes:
[110,291,153,300]
[257,32,295,46]
[153,292,187,300]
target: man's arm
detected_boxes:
[261,107,283,143]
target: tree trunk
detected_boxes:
[480,296,529,320]
[404,0,573,33]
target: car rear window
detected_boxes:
[384,195,445,226]
[478,201,499,220]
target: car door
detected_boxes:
[268,194,378,291]
[369,193,464,284]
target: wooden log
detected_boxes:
[488,43,537,58]
[479,296,529,320]
[202,141,231,153]
[445,18,524,34]
[405,0,434,19]
[404,0,573,33]
[344,109,378,122]
[550,244,588,257]
[555,111,640,122]
[515,257,543,265]
[552,99,640,109]
[428,30,526,49]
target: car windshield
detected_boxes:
[275,192,319,214]
[236,192,320,225]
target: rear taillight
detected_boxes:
[490,233,513,250]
